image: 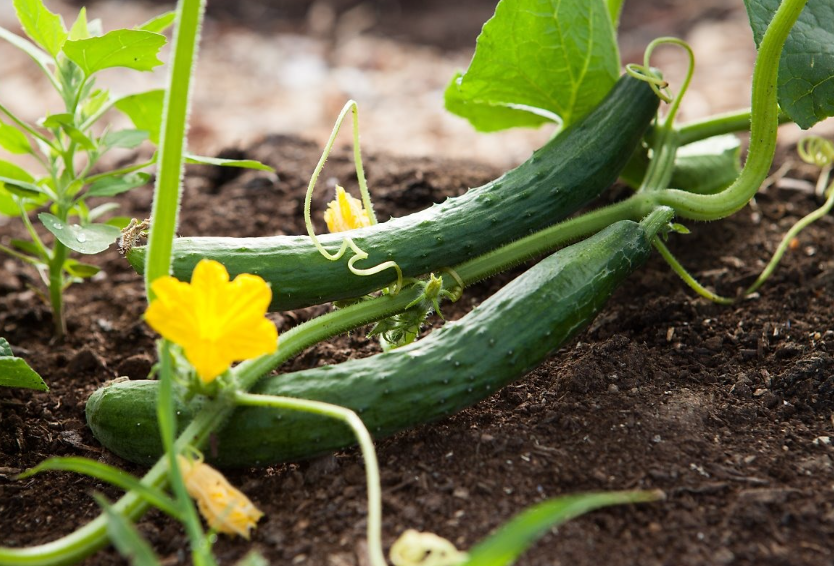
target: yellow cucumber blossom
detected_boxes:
[145,259,278,382]
[177,455,263,539]
[324,185,372,232]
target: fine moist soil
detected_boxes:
[2,135,834,566]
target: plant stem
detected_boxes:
[48,241,67,339]
[643,0,808,221]
[83,159,155,185]
[144,0,205,300]
[234,393,386,566]
[677,109,792,146]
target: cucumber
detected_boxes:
[127,75,658,311]
[88,216,665,468]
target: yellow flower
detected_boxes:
[324,186,372,232]
[145,259,278,382]
[177,455,264,539]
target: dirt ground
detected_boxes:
[2,1,834,566]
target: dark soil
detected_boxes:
[2,131,834,565]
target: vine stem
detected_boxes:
[643,0,809,220]
[234,393,386,566]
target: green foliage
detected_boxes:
[745,0,834,129]
[0,337,49,391]
[445,0,619,132]
[63,30,166,75]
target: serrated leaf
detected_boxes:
[39,213,120,254]
[12,0,67,57]
[63,29,166,76]
[446,0,620,132]
[87,172,151,197]
[137,11,176,34]
[0,338,48,391]
[461,490,662,566]
[64,259,100,278]
[0,122,32,154]
[185,153,276,172]
[114,90,164,145]
[101,129,149,150]
[744,0,834,129]
[68,7,90,41]
[672,134,742,195]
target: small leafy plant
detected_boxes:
[0,0,270,339]
[0,0,175,338]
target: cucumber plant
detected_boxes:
[3,0,832,565]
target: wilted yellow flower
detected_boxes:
[177,455,263,539]
[145,259,278,382]
[324,186,372,232]
[389,529,467,566]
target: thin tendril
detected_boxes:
[303,100,402,291]
[653,239,734,304]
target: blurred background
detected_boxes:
[1,0,824,170]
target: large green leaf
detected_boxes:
[39,213,120,254]
[114,90,164,144]
[0,338,48,391]
[744,0,834,129]
[461,490,663,566]
[445,0,620,132]
[12,0,67,57]
[62,29,166,76]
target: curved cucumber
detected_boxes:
[89,218,661,468]
[127,75,658,311]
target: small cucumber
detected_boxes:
[88,217,663,468]
[127,75,658,311]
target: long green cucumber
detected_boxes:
[127,75,658,311]
[89,216,663,468]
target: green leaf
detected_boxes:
[461,490,663,566]
[672,134,742,195]
[744,0,834,129]
[137,11,177,34]
[10,238,46,259]
[0,122,32,154]
[104,216,132,229]
[0,338,48,391]
[185,153,276,172]
[87,172,151,197]
[0,175,45,199]
[63,29,166,76]
[68,7,90,41]
[446,0,620,132]
[39,213,120,254]
[444,73,551,133]
[0,160,41,214]
[64,259,101,279]
[114,90,164,145]
[12,0,67,57]
[95,495,163,566]
[88,202,121,221]
[42,113,96,150]
[101,129,149,150]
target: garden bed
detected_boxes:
[2,133,834,565]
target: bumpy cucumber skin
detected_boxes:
[89,220,653,468]
[127,76,658,311]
